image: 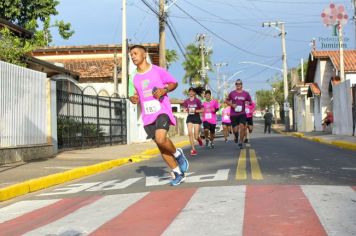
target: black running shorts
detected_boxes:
[144,114,170,140]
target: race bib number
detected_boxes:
[205,113,212,119]
[143,100,161,115]
[245,108,250,113]
[223,115,229,120]
[188,107,196,115]
[235,105,242,112]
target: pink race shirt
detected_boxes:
[245,102,256,118]
[222,107,231,123]
[183,97,202,115]
[133,65,177,126]
[202,99,219,124]
[227,90,252,116]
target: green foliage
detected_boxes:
[57,117,105,138]
[165,49,179,69]
[0,0,74,64]
[0,28,34,66]
[256,90,273,110]
[182,43,213,87]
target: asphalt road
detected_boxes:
[1,120,356,235]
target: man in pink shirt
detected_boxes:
[226,79,252,149]
[202,90,220,148]
[129,45,188,186]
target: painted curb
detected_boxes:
[275,128,356,152]
[330,140,356,151]
[0,140,190,202]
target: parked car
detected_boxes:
[254,111,263,118]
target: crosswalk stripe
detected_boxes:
[0,199,60,224]
[90,188,197,236]
[162,186,246,236]
[236,149,247,180]
[249,149,263,180]
[23,193,148,236]
[0,185,355,235]
[0,196,101,235]
[243,185,327,236]
[302,185,356,236]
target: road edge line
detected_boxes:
[0,140,190,202]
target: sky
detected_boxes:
[51,0,356,99]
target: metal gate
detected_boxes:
[56,80,127,149]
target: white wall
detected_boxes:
[333,80,353,135]
[313,60,334,131]
[0,61,48,147]
[346,73,356,86]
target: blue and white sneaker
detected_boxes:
[176,148,189,173]
[170,172,186,186]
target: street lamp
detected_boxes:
[223,70,245,93]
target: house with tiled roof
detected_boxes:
[306,50,356,135]
[32,44,159,97]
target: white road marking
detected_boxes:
[24,193,148,236]
[0,199,60,223]
[302,185,356,236]
[163,186,245,236]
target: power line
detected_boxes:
[173,3,276,58]
[166,20,187,58]
[181,0,275,38]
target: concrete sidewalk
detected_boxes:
[272,124,356,151]
[0,136,190,201]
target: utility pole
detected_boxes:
[263,21,290,131]
[159,0,166,68]
[214,62,228,100]
[338,22,345,81]
[114,50,118,94]
[121,0,128,97]
[197,34,207,88]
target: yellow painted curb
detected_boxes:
[331,140,356,151]
[0,140,191,202]
[0,182,30,202]
[291,132,304,138]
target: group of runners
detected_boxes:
[129,44,254,186]
[183,83,255,156]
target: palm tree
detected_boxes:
[182,43,213,87]
[165,49,179,70]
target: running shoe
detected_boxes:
[197,137,203,146]
[176,148,189,173]
[244,138,249,143]
[190,149,197,156]
[239,143,243,149]
[210,142,215,149]
[205,139,210,148]
[170,172,186,186]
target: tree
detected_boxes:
[165,49,179,70]
[182,43,212,87]
[256,89,274,110]
[0,0,73,42]
[0,28,33,66]
[0,0,74,65]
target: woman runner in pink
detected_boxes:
[221,102,232,142]
[183,87,204,155]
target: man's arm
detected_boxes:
[152,82,177,99]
